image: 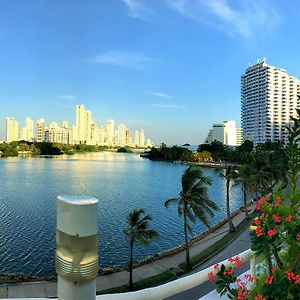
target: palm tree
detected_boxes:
[219,165,237,232]
[235,165,255,219]
[265,151,288,192]
[165,166,218,267]
[123,208,158,290]
[251,152,270,196]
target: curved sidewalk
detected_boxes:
[0,203,256,298]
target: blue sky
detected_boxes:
[0,0,299,145]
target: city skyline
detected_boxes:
[4,104,152,147]
[1,1,300,144]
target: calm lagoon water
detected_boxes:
[0,152,246,276]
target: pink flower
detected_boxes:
[213,263,219,270]
[296,232,300,241]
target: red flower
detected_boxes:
[227,268,234,275]
[223,267,234,276]
[272,214,281,223]
[254,219,260,225]
[213,263,219,270]
[296,232,300,241]
[208,271,217,283]
[271,267,277,273]
[266,275,274,284]
[255,295,266,300]
[256,226,263,237]
[294,274,300,284]
[256,205,261,211]
[267,229,276,237]
[245,274,254,282]
[235,256,242,269]
[285,215,293,222]
[258,198,264,205]
[274,203,280,207]
[286,270,295,281]
[228,257,235,263]
[276,196,282,201]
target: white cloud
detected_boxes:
[152,103,185,109]
[165,0,281,40]
[56,95,75,100]
[90,50,156,69]
[121,0,155,21]
[150,91,173,98]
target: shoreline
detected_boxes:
[0,201,254,283]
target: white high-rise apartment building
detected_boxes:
[134,130,139,147]
[36,119,46,142]
[106,120,114,146]
[139,129,145,148]
[205,121,239,146]
[76,105,86,144]
[6,117,19,142]
[241,59,300,145]
[20,117,34,141]
[118,123,127,147]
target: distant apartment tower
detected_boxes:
[139,129,145,147]
[36,119,46,142]
[205,121,239,146]
[20,117,34,141]
[241,59,300,145]
[106,120,114,146]
[6,117,19,142]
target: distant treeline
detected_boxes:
[0,141,109,157]
[144,140,287,165]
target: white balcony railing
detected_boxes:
[97,248,256,300]
[7,248,256,300]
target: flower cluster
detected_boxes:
[208,256,254,299]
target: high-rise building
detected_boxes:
[20,117,34,142]
[6,117,19,142]
[106,120,114,146]
[134,130,139,147]
[26,117,34,141]
[241,59,300,145]
[118,123,127,147]
[139,129,145,148]
[75,105,86,144]
[204,121,239,146]
[3,105,151,147]
[36,119,46,142]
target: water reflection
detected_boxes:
[0,153,245,276]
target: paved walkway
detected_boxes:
[0,204,256,299]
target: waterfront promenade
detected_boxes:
[0,203,256,298]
